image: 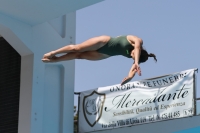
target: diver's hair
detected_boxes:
[139,49,157,63]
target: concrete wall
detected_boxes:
[0,12,76,133]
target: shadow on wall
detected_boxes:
[0,24,33,56]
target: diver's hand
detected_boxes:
[43,51,55,59]
[134,63,141,76]
[121,76,132,85]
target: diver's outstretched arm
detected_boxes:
[121,63,140,85]
[129,35,143,73]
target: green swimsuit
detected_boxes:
[97,36,134,58]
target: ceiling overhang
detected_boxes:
[0,0,104,26]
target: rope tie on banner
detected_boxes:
[74,92,81,95]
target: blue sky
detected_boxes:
[74,0,200,105]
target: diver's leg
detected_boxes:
[78,51,110,61]
[43,36,110,59]
[42,51,110,62]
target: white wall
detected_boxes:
[30,12,76,133]
[0,11,76,133]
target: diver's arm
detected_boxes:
[121,63,137,85]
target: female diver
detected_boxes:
[42,35,157,85]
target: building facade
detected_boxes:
[0,1,103,133]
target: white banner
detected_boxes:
[78,69,195,133]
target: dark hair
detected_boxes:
[139,49,157,63]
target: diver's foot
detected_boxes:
[43,51,55,59]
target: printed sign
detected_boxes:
[78,69,195,132]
